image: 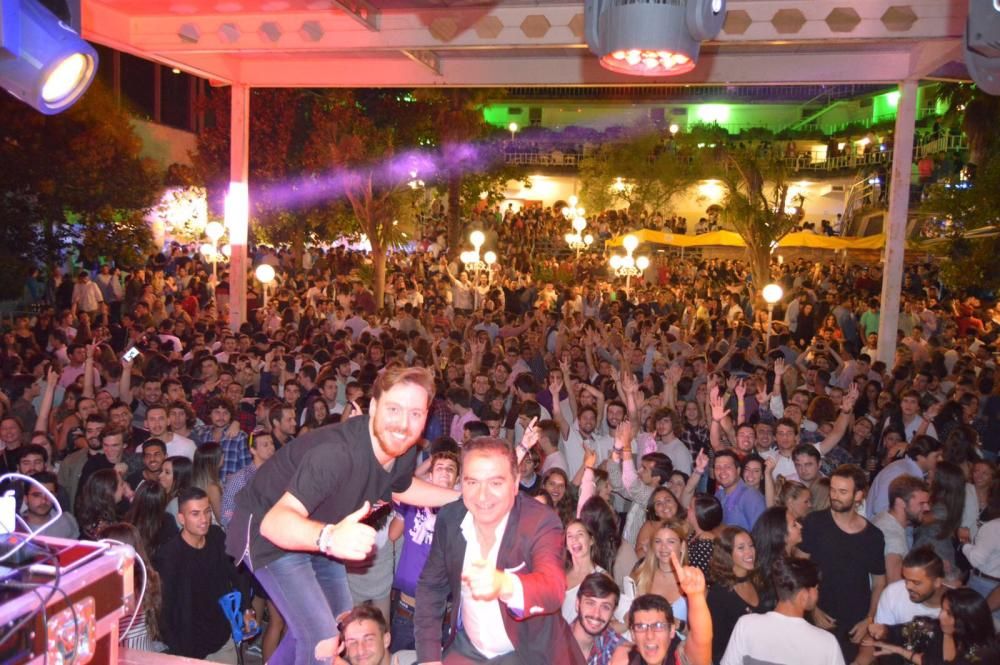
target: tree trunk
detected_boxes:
[44,217,58,299]
[291,226,304,269]
[372,244,387,311]
[447,170,462,257]
[747,242,772,291]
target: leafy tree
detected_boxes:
[934,83,1000,166]
[0,83,161,297]
[193,88,350,267]
[716,148,803,288]
[415,89,504,252]
[919,84,1000,292]
[302,91,415,308]
[578,130,701,215]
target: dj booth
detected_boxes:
[0,535,134,665]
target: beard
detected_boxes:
[577,614,611,637]
[829,498,854,513]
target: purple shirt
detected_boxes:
[393,503,438,597]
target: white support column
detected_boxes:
[876,79,917,368]
[227,84,250,332]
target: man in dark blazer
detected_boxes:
[415,437,585,665]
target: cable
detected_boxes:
[0,547,77,665]
[0,472,64,563]
[98,538,147,645]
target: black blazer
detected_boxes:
[414,495,586,665]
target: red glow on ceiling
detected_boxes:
[600,49,696,77]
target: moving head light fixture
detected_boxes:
[0,0,98,114]
[964,0,1000,95]
[586,0,726,77]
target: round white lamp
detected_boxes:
[762,283,784,351]
[762,283,784,305]
[255,263,276,308]
[470,230,485,249]
[205,220,225,243]
[623,234,639,254]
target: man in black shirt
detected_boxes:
[800,464,886,663]
[226,367,459,665]
[157,487,251,662]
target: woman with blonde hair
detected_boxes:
[618,519,691,626]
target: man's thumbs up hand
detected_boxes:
[318,501,376,560]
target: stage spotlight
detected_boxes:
[964,0,1000,95]
[0,0,98,114]
[585,0,725,77]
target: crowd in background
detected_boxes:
[2,209,1000,665]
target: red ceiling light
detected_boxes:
[586,0,725,78]
[603,49,695,76]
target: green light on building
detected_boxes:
[695,104,731,125]
[482,105,509,128]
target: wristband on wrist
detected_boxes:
[316,524,335,552]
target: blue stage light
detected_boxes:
[0,0,98,114]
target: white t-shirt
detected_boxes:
[722,612,844,665]
[656,437,693,475]
[141,433,196,460]
[874,579,941,625]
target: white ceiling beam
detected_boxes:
[401,49,441,76]
[228,50,918,88]
[330,0,380,32]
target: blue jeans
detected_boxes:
[389,595,416,653]
[253,553,353,665]
[968,571,1000,628]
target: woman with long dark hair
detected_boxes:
[635,487,685,560]
[750,506,804,612]
[561,519,608,623]
[124,481,178,558]
[684,495,724,575]
[865,587,998,664]
[579,496,636,589]
[914,461,967,581]
[159,455,193,526]
[707,526,761,664]
[76,468,128,540]
[98,522,163,651]
[542,467,577,527]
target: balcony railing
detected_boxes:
[502,133,967,174]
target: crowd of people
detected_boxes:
[2,213,1000,665]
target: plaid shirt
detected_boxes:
[586,626,625,665]
[221,462,258,527]
[192,424,251,483]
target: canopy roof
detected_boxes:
[607,229,890,250]
[82,0,967,88]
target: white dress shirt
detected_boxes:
[459,511,525,658]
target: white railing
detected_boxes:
[502,133,968,175]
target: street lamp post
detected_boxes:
[508,122,518,141]
[255,263,276,308]
[462,230,496,282]
[203,220,226,283]
[762,283,784,351]
[563,196,593,258]
[609,233,650,292]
